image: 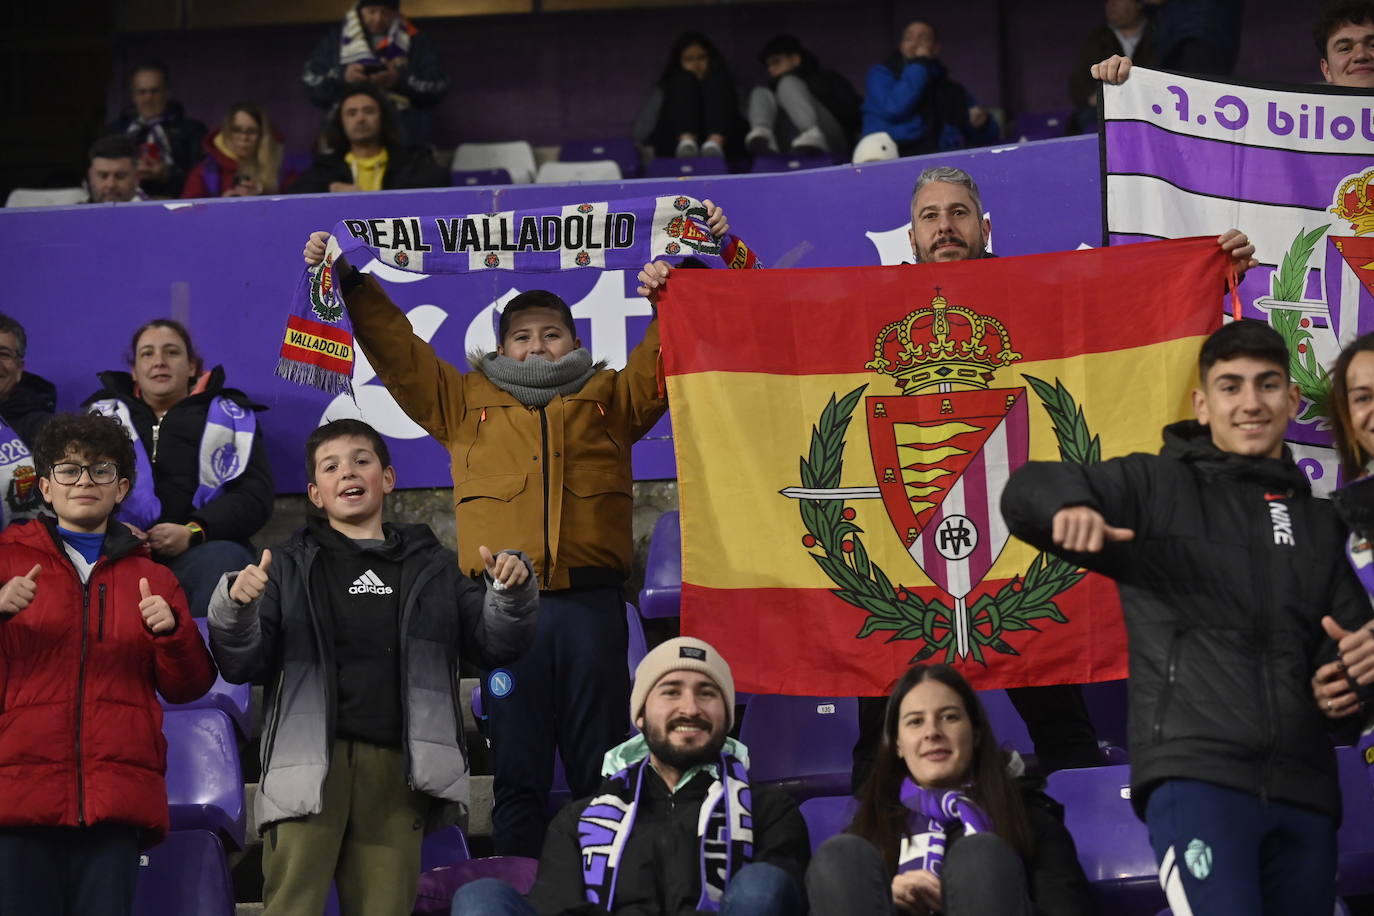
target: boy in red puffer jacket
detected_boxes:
[0,412,216,916]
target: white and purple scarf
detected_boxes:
[278,194,763,395]
[578,752,754,912]
[89,395,256,530]
[339,7,414,68]
[0,417,42,528]
[896,781,993,876]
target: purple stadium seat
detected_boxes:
[160,619,252,737]
[132,829,234,916]
[749,154,833,173]
[645,157,729,178]
[1015,110,1071,142]
[738,696,858,800]
[421,824,472,871]
[976,689,1035,756]
[451,168,513,186]
[162,707,245,848]
[625,601,648,670]
[413,856,541,914]
[1336,744,1374,897]
[1045,764,1163,916]
[639,510,681,619]
[798,795,858,854]
[560,138,642,178]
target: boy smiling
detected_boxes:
[1001,321,1374,914]
[0,413,214,916]
[209,418,536,916]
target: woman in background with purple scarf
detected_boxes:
[82,320,274,616]
[1312,332,1374,786]
[806,665,1092,915]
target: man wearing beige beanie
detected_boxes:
[451,637,811,915]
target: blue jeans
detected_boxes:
[1146,778,1336,916]
[450,863,802,916]
[450,879,533,916]
[720,862,804,915]
[163,540,252,617]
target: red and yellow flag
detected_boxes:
[659,238,1228,695]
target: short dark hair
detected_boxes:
[0,312,27,357]
[1315,1,1374,57]
[127,319,203,377]
[497,290,577,343]
[758,33,803,63]
[324,84,401,153]
[130,60,170,83]
[89,134,138,165]
[35,413,137,490]
[1197,319,1291,383]
[305,418,392,484]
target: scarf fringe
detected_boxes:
[275,357,354,397]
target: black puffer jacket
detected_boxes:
[1002,421,1372,821]
[83,367,274,547]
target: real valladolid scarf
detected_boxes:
[578,752,755,911]
[897,780,994,876]
[277,194,763,395]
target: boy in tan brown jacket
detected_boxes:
[302,203,726,855]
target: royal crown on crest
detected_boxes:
[1331,169,1374,237]
[864,289,1022,393]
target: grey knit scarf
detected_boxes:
[476,348,599,407]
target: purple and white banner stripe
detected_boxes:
[1102,67,1374,493]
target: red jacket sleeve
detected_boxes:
[146,567,217,704]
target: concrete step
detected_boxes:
[235,905,264,916]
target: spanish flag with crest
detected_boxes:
[659,237,1230,695]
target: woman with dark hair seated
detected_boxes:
[806,664,1093,915]
[633,31,746,159]
[83,319,274,616]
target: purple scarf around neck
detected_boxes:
[896,779,993,876]
[577,752,753,912]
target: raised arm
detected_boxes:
[303,230,468,442]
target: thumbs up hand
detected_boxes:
[480,546,529,590]
[229,549,273,606]
[0,564,41,615]
[139,577,176,634]
[1322,615,1374,686]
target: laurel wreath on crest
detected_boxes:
[1266,225,1331,425]
[798,376,1095,665]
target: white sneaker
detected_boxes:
[675,137,700,158]
[746,126,778,155]
[789,125,829,155]
[700,139,725,157]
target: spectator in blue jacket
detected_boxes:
[859,21,998,158]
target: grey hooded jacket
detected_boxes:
[208,518,536,833]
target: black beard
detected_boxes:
[644,718,728,772]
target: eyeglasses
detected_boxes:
[0,347,19,363]
[50,462,119,485]
[228,125,261,137]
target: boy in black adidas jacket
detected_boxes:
[1001,320,1372,916]
[208,418,537,916]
